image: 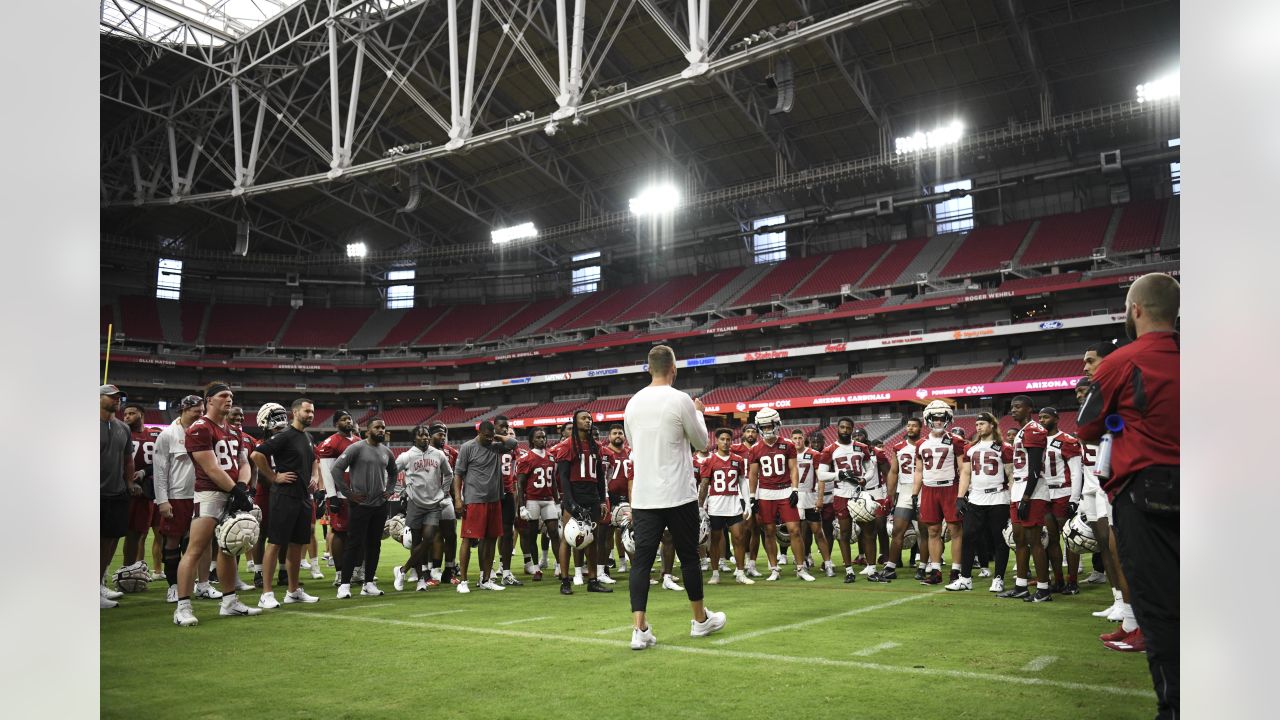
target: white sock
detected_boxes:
[177,598,191,610]
[1112,587,1123,603]
[1015,578,1029,588]
[710,571,720,580]
[222,593,236,604]
[596,564,606,576]
[1121,604,1138,633]
[951,563,961,571]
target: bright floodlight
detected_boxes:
[1136,69,1179,104]
[894,120,964,155]
[346,242,367,258]
[491,222,538,244]
[629,184,681,216]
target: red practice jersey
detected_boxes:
[500,446,525,494]
[516,448,557,501]
[552,438,603,485]
[749,438,797,490]
[729,440,757,458]
[700,452,747,497]
[186,415,245,492]
[601,443,633,495]
[130,426,163,477]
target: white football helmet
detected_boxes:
[621,527,636,556]
[563,517,595,550]
[250,504,262,523]
[215,512,260,556]
[775,524,790,547]
[401,524,415,550]
[113,561,150,593]
[256,402,289,433]
[1003,521,1051,549]
[384,514,406,542]
[1063,514,1099,553]
[755,407,782,441]
[610,502,632,528]
[923,400,953,432]
[698,509,711,548]
[849,495,879,523]
[901,521,918,550]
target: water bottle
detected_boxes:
[1093,415,1125,480]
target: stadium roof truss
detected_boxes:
[101,0,1180,260]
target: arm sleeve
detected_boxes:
[682,394,709,452]
[1068,454,1084,504]
[557,461,574,506]
[153,432,171,505]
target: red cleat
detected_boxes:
[1103,628,1146,652]
[533,570,543,581]
[1100,626,1129,642]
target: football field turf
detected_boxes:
[101,534,1155,719]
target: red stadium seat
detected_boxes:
[205,304,290,347]
[915,364,1003,387]
[937,221,1032,278]
[732,255,829,307]
[1018,208,1112,267]
[1110,199,1167,254]
[860,237,928,289]
[280,307,372,348]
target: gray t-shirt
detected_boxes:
[330,440,398,508]
[101,417,132,497]
[455,436,517,504]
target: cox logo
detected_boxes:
[1039,320,1064,330]
[595,413,604,422]
[736,402,747,412]
[915,388,929,399]
[964,385,986,394]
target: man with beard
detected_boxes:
[100,385,135,609]
[251,399,321,608]
[331,418,398,599]
[391,423,454,591]
[316,410,360,585]
[516,428,560,581]
[600,424,633,582]
[997,396,1053,603]
[429,423,463,584]
[1039,407,1082,595]
[882,418,923,580]
[154,395,219,603]
[121,403,162,578]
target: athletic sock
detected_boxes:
[884,561,896,569]
[1015,578,1029,588]
[596,564,606,577]
[1112,587,1123,602]
[951,563,961,571]
[1121,604,1138,633]
[177,598,191,608]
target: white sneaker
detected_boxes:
[1084,570,1108,584]
[456,581,471,594]
[618,560,628,573]
[234,577,254,592]
[336,584,352,599]
[1093,601,1121,618]
[630,625,657,650]
[766,569,781,582]
[708,572,720,585]
[1106,604,1126,622]
[416,579,429,592]
[597,573,617,585]
[480,580,506,591]
[284,589,319,604]
[649,578,659,585]
[777,554,787,566]
[430,568,443,582]
[734,570,755,585]
[700,558,710,571]
[860,565,877,576]
[219,596,262,616]
[173,604,198,626]
[258,591,280,609]
[166,585,178,603]
[573,574,584,586]
[195,583,223,600]
[990,578,1005,593]
[823,563,835,578]
[149,571,166,582]
[246,561,258,573]
[361,582,385,596]
[796,568,816,582]
[300,560,312,570]
[393,567,406,592]
[718,560,732,573]
[310,565,325,580]
[978,568,991,578]
[662,575,683,591]
[690,609,727,638]
[524,562,538,575]
[407,568,419,583]
[745,566,762,578]
[945,577,973,591]
[101,585,123,601]
[540,557,550,570]
[100,594,118,609]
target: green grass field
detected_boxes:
[101,530,1155,719]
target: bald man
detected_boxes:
[1078,272,1179,719]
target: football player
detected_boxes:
[747,408,814,582]
[173,382,261,626]
[816,418,873,582]
[600,424,633,581]
[251,399,321,608]
[951,412,1013,592]
[516,428,560,581]
[1039,407,1082,594]
[554,410,612,594]
[332,417,399,598]
[796,431,834,576]
[997,395,1054,602]
[100,386,135,608]
[316,410,360,585]
[391,423,454,591]
[154,395,217,603]
[122,403,162,579]
[858,430,893,566]
[491,415,525,587]
[882,418,923,580]
[911,401,966,586]
[698,428,754,584]
[428,423,462,584]
[730,424,763,577]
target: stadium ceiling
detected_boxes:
[101,0,1179,264]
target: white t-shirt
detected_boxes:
[624,384,709,510]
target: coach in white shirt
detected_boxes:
[623,345,726,650]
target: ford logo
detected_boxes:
[1039,320,1064,330]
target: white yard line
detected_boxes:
[407,609,468,618]
[330,602,393,611]
[711,591,939,646]
[1022,655,1060,671]
[852,641,900,657]
[496,616,552,626]
[310,613,1152,699]
[595,624,637,635]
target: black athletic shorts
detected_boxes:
[569,484,602,523]
[500,492,516,530]
[268,492,312,546]
[608,491,627,506]
[709,514,743,531]
[101,495,129,539]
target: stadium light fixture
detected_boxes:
[346,242,367,258]
[1136,69,1179,104]
[895,120,964,155]
[491,222,538,244]
[629,184,681,216]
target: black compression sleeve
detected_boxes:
[557,461,575,507]
[1023,447,1045,496]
